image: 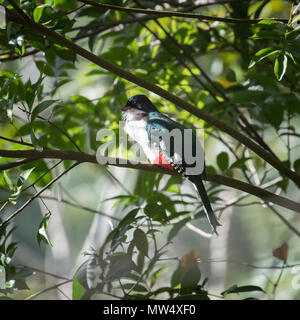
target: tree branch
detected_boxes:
[24,279,71,300]
[148,0,248,8]
[6,0,300,187]
[0,135,33,147]
[0,157,39,171]
[0,161,79,227]
[78,0,288,24]
[0,148,299,213]
[133,0,279,160]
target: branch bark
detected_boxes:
[0,148,299,214]
[6,0,300,187]
[78,0,288,24]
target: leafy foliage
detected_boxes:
[72,211,211,300]
[248,19,300,81]
[0,219,33,294]
[0,0,299,300]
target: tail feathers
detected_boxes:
[193,178,221,235]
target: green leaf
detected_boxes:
[291,14,300,24]
[30,128,43,152]
[274,53,288,81]
[1,75,18,95]
[180,265,201,294]
[54,0,77,11]
[136,251,145,272]
[33,5,45,22]
[289,49,300,66]
[221,284,265,296]
[151,266,167,288]
[72,277,85,300]
[53,44,76,62]
[205,165,217,174]
[167,217,190,242]
[133,228,148,257]
[110,208,140,250]
[144,203,168,223]
[106,253,137,281]
[285,51,298,66]
[6,242,18,258]
[37,213,52,247]
[171,266,184,288]
[286,26,300,40]
[217,151,229,171]
[31,100,58,121]
[14,267,34,281]
[250,30,279,40]
[14,279,30,290]
[35,61,54,77]
[3,171,14,190]
[74,257,99,290]
[17,167,35,188]
[258,19,284,25]
[26,74,45,111]
[294,159,300,175]
[8,168,35,205]
[229,158,251,171]
[249,48,280,68]
[163,175,183,192]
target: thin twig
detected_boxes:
[25,279,71,300]
[0,136,33,147]
[19,265,70,281]
[37,195,122,221]
[0,157,39,171]
[78,0,288,24]
[272,261,286,296]
[204,258,299,270]
[0,162,80,227]
[19,106,82,153]
[57,287,71,300]
[22,160,63,192]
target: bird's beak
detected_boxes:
[121,105,131,112]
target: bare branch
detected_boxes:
[0,161,80,227]
[40,195,122,222]
[19,265,70,281]
[78,0,288,24]
[25,279,71,300]
[204,258,300,269]
[0,136,33,147]
[0,157,39,171]
[0,148,299,213]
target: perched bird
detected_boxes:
[121,94,221,234]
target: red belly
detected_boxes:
[152,153,174,171]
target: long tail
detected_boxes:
[192,178,221,235]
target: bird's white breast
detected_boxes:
[123,111,158,162]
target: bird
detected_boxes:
[121,94,221,234]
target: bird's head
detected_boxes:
[121,95,157,121]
